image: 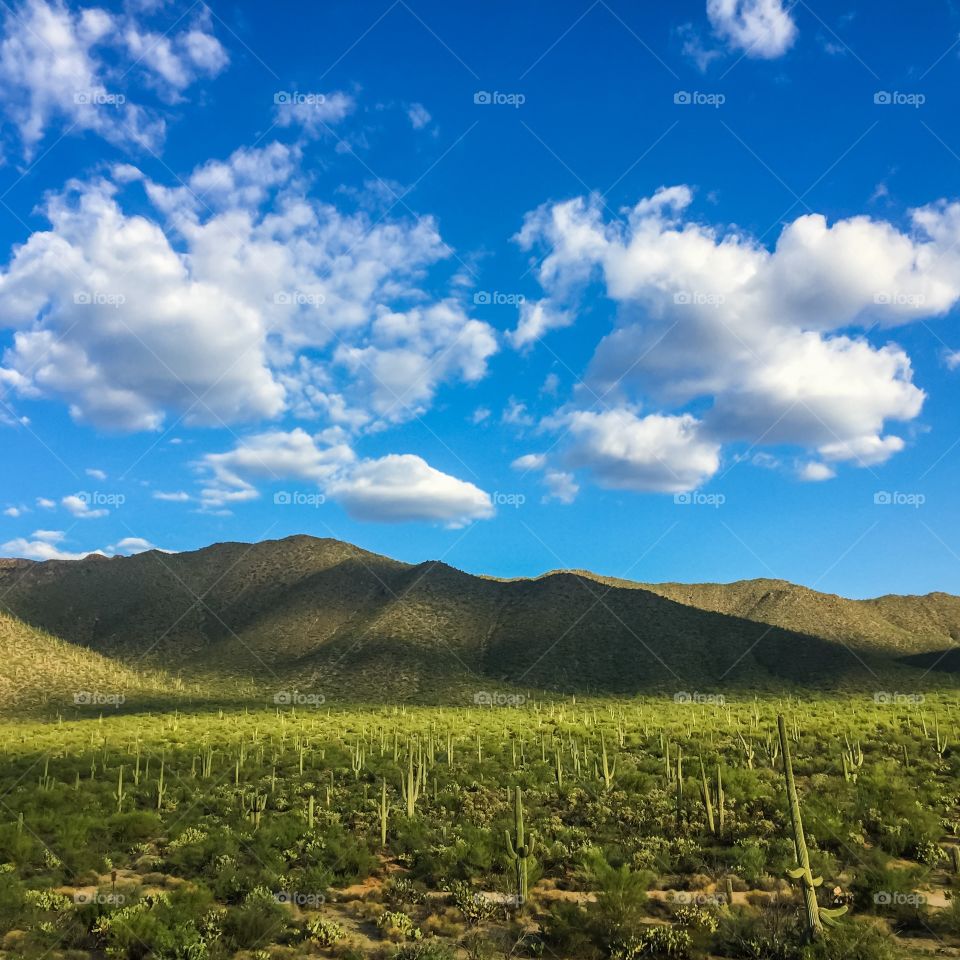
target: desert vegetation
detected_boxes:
[0,693,957,959]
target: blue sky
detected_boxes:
[1,0,959,599]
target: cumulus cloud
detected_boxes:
[559,409,722,493]
[407,102,431,130]
[327,454,493,526]
[0,0,227,157]
[517,186,960,484]
[197,430,492,526]
[798,462,835,482]
[152,490,190,502]
[62,493,108,518]
[543,469,579,504]
[0,530,163,560]
[706,0,797,58]
[0,142,496,434]
[511,453,546,471]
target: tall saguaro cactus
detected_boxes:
[777,714,846,941]
[504,786,537,911]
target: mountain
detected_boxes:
[0,536,956,702]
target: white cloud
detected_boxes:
[273,90,355,136]
[945,350,960,370]
[0,142,495,434]
[199,431,492,526]
[559,409,721,494]
[517,187,960,480]
[507,298,571,349]
[706,0,797,58]
[62,493,108,518]
[511,453,546,471]
[798,461,835,482]
[543,469,579,504]
[85,468,107,480]
[0,0,227,157]
[407,102,431,129]
[152,490,190,502]
[1,529,94,560]
[3,506,21,517]
[327,454,493,526]
[106,536,158,555]
[35,497,56,509]
[502,398,533,426]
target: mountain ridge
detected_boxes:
[0,534,957,699]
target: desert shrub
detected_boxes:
[539,900,599,958]
[801,918,899,960]
[306,915,345,946]
[612,925,693,958]
[224,886,287,950]
[378,910,422,942]
[583,849,653,947]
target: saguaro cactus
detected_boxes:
[379,778,390,847]
[504,786,536,911]
[777,714,846,941]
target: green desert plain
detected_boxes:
[0,535,959,959]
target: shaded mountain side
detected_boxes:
[0,535,955,695]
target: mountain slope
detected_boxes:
[0,536,955,699]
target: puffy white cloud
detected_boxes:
[3,506,22,517]
[559,409,721,493]
[543,469,579,504]
[327,454,493,526]
[507,299,571,349]
[0,142,496,434]
[0,530,164,559]
[198,431,492,526]
[706,0,797,58]
[518,187,960,480]
[85,468,106,480]
[798,462,835,482]
[62,493,108,518]
[0,0,227,157]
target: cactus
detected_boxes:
[115,764,125,813]
[379,778,390,847]
[600,731,617,791]
[156,759,166,811]
[699,755,715,836]
[242,790,267,829]
[400,747,421,818]
[504,786,536,911]
[777,714,846,941]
